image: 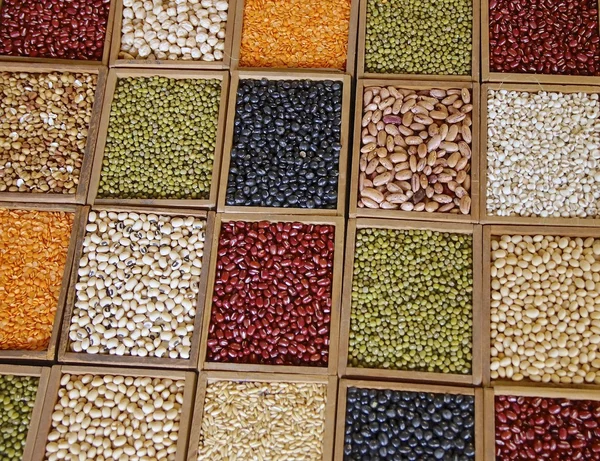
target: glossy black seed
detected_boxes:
[343,387,476,461]
[225,78,343,209]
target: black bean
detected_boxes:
[343,388,475,461]
[226,78,343,209]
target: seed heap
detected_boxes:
[490,234,600,384]
[226,78,343,209]
[343,387,476,460]
[197,380,327,460]
[349,228,473,374]
[358,86,473,215]
[486,89,600,219]
[0,209,73,351]
[0,375,38,461]
[495,395,600,459]
[207,220,335,366]
[44,373,185,461]
[0,71,97,195]
[365,0,472,76]
[69,210,206,360]
[98,76,221,200]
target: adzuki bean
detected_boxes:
[207,221,335,367]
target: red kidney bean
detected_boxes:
[0,0,110,60]
[206,220,335,367]
[489,0,600,75]
[495,395,600,460]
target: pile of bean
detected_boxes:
[0,375,38,461]
[226,78,342,209]
[44,373,185,460]
[69,210,206,359]
[198,380,327,460]
[207,220,334,366]
[495,395,600,460]
[343,387,476,460]
[358,86,473,215]
[490,234,600,384]
[98,76,220,200]
[239,0,351,70]
[0,209,73,351]
[365,0,472,75]
[349,228,473,374]
[119,0,228,61]
[0,71,97,195]
[486,89,600,219]
[489,0,600,75]
[0,0,110,60]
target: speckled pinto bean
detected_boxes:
[489,0,600,75]
[206,221,335,367]
[0,0,111,60]
[495,395,600,460]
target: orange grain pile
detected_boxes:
[0,209,73,351]
[239,0,351,70]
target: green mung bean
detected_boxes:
[0,375,38,460]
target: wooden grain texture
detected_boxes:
[31,365,196,461]
[334,379,483,461]
[109,0,238,69]
[0,63,107,205]
[356,0,480,82]
[198,213,344,376]
[57,207,215,369]
[338,218,483,386]
[229,0,359,76]
[0,203,82,362]
[87,68,229,209]
[217,71,351,217]
[186,371,337,461]
[349,79,480,222]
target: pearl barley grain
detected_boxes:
[486,89,600,219]
[490,234,600,385]
[68,210,206,360]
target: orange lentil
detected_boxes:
[0,209,73,351]
[239,0,351,70]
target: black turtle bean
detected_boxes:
[344,387,476,461]
[226,78,343,209]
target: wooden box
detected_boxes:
[57,206,215,369]
[338,218,483,385]
[0,0,116,67]
[230,0,359,75]
[481,0,600,85]
[217,71,351,216]
[349,79,480,223]
[87,68,229,209]
[480,83,600,227]
[0,203,83,362]
[0,365,51,461]
[31,365,196,461]
[198,213,344,375]
[483,225,600,387]
[0,63,107,205]
[356,0,480,81]
[109,0,238,69]
[484,386,600,460]
[335,379,484,461]
[187,371,337,461]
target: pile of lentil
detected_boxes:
[226,78,343,209]
[364,0,472,75]
[0,375,38,461]
[98,76,221,200]
[0,209,73,351]
[0,71,97,195]
[343,387,476,460]
[348,227,473,374]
